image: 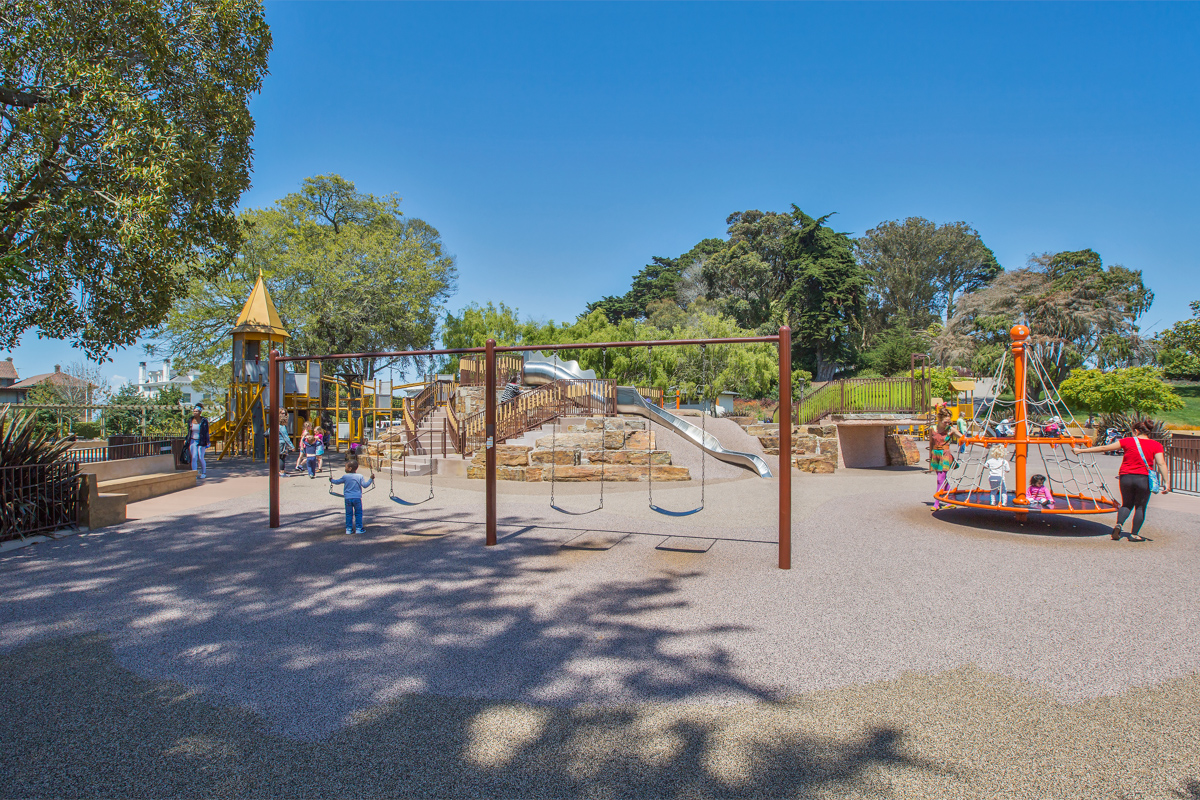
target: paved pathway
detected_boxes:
[0,462,1197,797]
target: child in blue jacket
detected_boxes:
[330,458,375,535]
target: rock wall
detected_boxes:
[467,416,690,482]
[743,422,839,473]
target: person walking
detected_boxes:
[185,404,210,480]
[1074,418,1171,541]
[277,408,294,476]
[301,427,320,478]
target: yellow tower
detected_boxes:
[221,273,290,459]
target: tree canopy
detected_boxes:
[856,217,1000,336]
[1058,367,1183,418]
[157,175,458,381]
[932,250,1153,386]
[1158,300,1200,380]
[0,0,271,359]
[443,302,798,401]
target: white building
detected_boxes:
[138,358,207,406]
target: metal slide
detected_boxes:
[522,353,773,478]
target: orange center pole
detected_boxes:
[1010,325,1030,507]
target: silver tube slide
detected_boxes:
[522,353,773,478]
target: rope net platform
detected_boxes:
[934,324,1119,516]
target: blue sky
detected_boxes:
[6,1,1199,388]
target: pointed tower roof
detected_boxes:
[233,272,290,338]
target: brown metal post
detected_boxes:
[485,338,497,546]
[269,348,280,529]
[778,326,792,570]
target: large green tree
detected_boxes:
[157,175,458,382]
[1157,300,1200,379]
[933,249,1153,387]
[0,0,271,359]
[856,217,1001,337]
[703,207,866,381]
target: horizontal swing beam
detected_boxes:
[275,335,781,364]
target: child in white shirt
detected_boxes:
[984,444,1010,506]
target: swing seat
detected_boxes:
[648,503,704,518]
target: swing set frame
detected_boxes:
[267,326,795,569]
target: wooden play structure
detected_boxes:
[212,274,456,460]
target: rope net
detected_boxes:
[936,343,1119,514]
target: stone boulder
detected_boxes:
[470,444,532,467]
[584,450,673,465]
[534,431,626,450]
[544,465,690,482]
[530,449,579,466]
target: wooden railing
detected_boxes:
[634,386,665,407]
[795,377,931,425]
[458,379,616,454]
[1168,434,1200,495]
[459,354,524,387]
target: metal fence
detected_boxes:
[1167,434,1200,495]
[67,437,182,464]
[0,462,83,540]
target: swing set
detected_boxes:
[267,327,796,569]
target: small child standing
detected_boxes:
[331,458,375,535]
[302,429,320,478]
[1027,474,1053,508]
[984,444,1010,506]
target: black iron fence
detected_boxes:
[0,462,83,541]
[1167,434,1200,495]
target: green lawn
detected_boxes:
[1161,383,1200,428]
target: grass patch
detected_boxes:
[1161,383,1200,429]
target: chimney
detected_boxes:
[163,357,172,382]
[54,364,61,372]
[5,357,10,362]
[138,361,147,385]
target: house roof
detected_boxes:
[0,360,16,381]
[11,370,93,390]
[233,273,290,338]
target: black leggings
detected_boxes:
[1117,474,1152,535]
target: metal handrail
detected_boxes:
[459,379,616,454]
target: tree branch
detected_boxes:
[0,85,48,108]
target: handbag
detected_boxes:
[179,441,191,466]
[1132,437,1162,493]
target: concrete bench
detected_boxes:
[77,455,198,528]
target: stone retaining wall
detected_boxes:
[467,416,690,482]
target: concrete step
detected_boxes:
[98,471,198,504]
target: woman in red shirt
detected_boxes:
[1074,419,1171,541]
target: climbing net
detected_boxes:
[937,345,1119,514]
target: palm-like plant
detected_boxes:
[1,405,80,540]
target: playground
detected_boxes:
[0,452,1198,796]
[2,286,1199,796]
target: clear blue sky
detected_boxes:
[6,1,1199,388]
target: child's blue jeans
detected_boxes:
[989,477,1006,505]
[307,456,317,477]
[345,499,363,532]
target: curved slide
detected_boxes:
[522,353,773,478]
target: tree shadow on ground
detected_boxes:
[0,633,942,798]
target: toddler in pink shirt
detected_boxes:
[1027,474,1054,508]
